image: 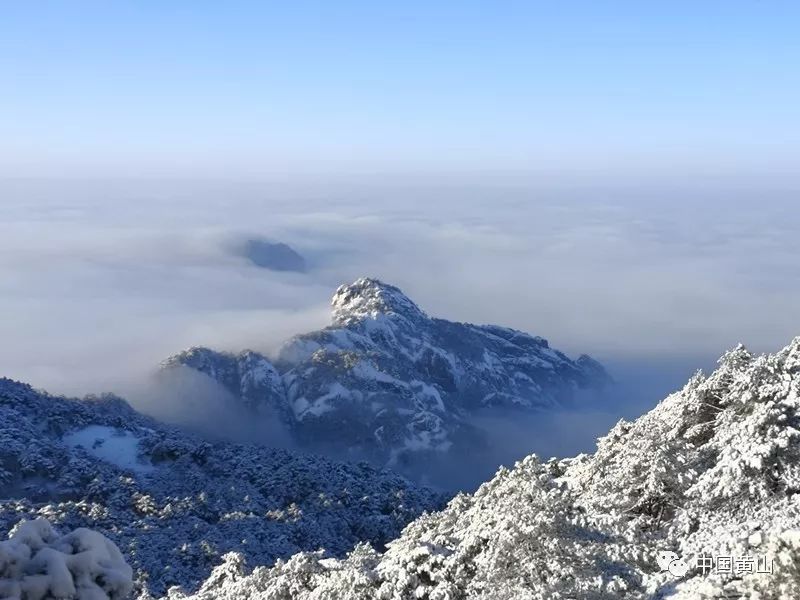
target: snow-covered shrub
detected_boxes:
[0,517,133,599]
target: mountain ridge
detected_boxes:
[161,277,611,466]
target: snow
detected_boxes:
[409,380,445,412]
[331,277,429,326]
[0,518,133,600]
[350,360,398,384]
[240,360,276,386]
[63,425,154,474]
[292,382,354,419]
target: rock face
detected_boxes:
[173,337,800,600]
[162,278,610,465]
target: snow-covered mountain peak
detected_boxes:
[161,278,609,467]
[331,277,428,326]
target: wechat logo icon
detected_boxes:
[657,551,690,577]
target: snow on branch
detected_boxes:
[0,518,132,600]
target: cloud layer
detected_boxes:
[2,176,798,468]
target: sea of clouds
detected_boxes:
[2,175,798,475]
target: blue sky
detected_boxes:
[1,1,799,177]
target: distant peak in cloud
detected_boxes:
[235,238,307,272]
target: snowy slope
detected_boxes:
[163,278,610,465]
[0,378,442,598]
[63,425,155,474]
[174,338,800,600]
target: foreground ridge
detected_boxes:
[0,378,442,597]
[172,337,800,599]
